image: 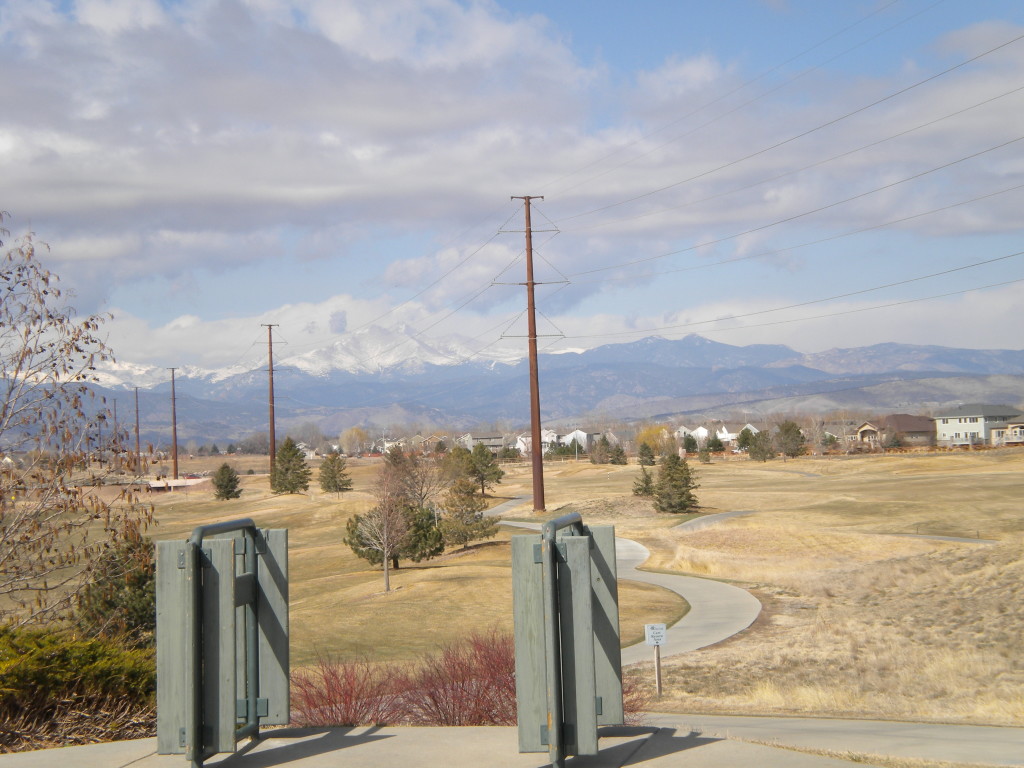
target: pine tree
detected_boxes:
[608,443,628,465]
[776,420,807,459]
[748,431,775,462]
[469,442,504,496]
[212,462,242,500]
[271,437,311,493]
[653,454,700,514]
[632,465,654,496]
[74,529,155,648]
[683,434,699,453]
[637,442,656,466]
[439,478,497,549]
[589,435,611,464]
[736,428,754,450]
[319,452,353,495]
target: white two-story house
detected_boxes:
[933,404,1022,446]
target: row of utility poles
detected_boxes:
[134,196,548,501]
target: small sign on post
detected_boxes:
[644,623,666,697]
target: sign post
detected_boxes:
[644,623,666,697]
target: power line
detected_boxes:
[566,133,1024,277]
[569,179,1024,286]
[559,82,1024,236]
[558,270,1024,341]
[555,30,1024,224]
[539,0,916,196]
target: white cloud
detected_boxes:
[2,3,1023,370]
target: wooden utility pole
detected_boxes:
[512,195,546,512]
[134,386,142,476]
[263,324,278,476]
[168,368,179,480]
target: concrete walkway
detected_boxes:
[615,538,760,665]
[0,725,887,767]
[647,714,1024,767]
[497,516,763,665]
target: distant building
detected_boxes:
[933,404,1022,446]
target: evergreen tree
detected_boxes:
[637,442,656,466]
[776,420,807,459]
[632,465,654,496]
[443,444,474,482]
[439,478,497,549]
[683,434,699,452]
[608,443,628,465]
[468,442,504,496]
[271,437,311,493]
[210,443,221,455]
[736,428,754,450]
[589,435,611,464]
[653,454,700,514]
[212,462,242,500]
[748,431,775,462]
[319,452,353,495]
[707,433,725,452]
[74,530,155,648]
[402,507,445,564]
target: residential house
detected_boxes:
[515,428,559,456]
[992,419,1024,446]
[855,422,881,445]
[560,428,601,452]
[880,414,935,446]
[717,423,759,449]
[457,434,506,454]
[933,404,1022,446]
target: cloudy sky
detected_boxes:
[2,0,1023,373]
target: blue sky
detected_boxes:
[1,0,1022,374]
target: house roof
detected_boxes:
[932,404,1022,419]
[881,414,934,433]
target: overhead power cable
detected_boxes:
[561,82,1024,235]
[567,133,1024,278]
[571,180,1024,286]
[540,0,916,196]
[556,30,1024,224]
[559,255,1024,341]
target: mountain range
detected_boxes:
[94,332,1024,445]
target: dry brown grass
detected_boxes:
[148,450,1024,726]
[607,449,1024,726]
[146,457,685,668]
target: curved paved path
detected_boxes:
[498,517,762,665]
[616,538,760,665]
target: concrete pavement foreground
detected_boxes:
[0,725,886,768]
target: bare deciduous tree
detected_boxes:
[1,220,152,624]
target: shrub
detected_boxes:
[292,656,405,727]
[291,629,644,728]
[399,629,516,726]
[0,625,155,752]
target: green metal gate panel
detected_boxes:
[557,535,597,756]
[203,539,238,755]
[511,535,546,753]
[588,525,623,726]
[258,529,290,724]
[156,541,190,755]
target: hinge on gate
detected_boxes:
[179,727,186,747]
[533,542,568,563]
[177,549,186,568]
[596,696,603,716]
[236,698,270,719]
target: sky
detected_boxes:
[2,0,1023,374]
